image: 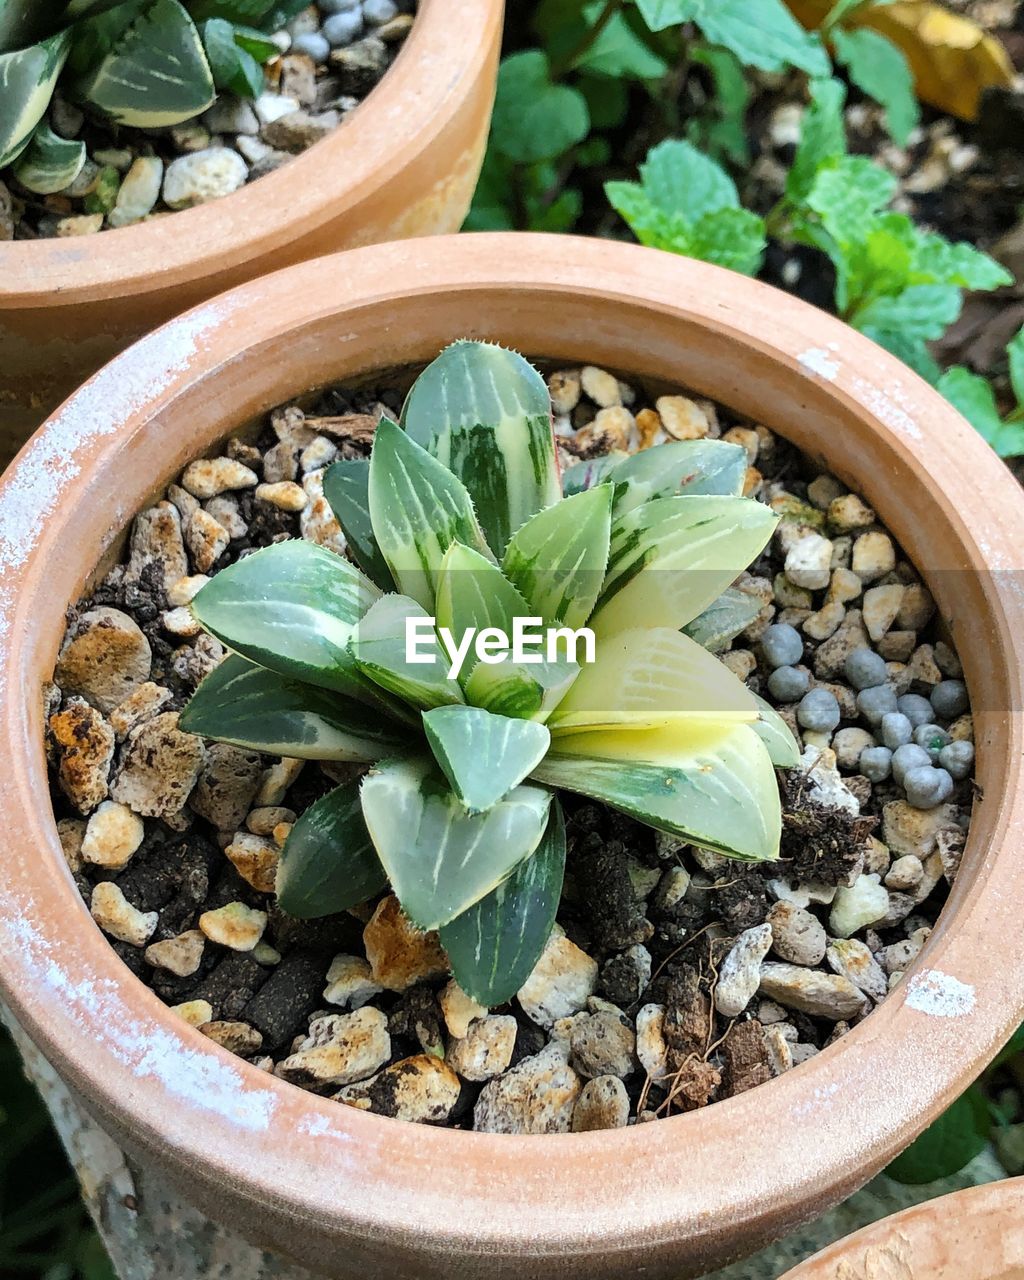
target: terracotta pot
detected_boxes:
[780,1178,1024,1278]
[0,0,503,467]
[2,233,1023,1280]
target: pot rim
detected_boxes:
[0,0,501,309]
[2,233,1023,1270]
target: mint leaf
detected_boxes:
[886,1087,990,1184]
[641,138,740,222]
[464,150,515,231]
[578,3,668,78]
[635,0,698,32]
[693,0,829,75]
[690,207,766,276]
[832,27,918,145]
[689,44,750,165]
[912,234,1013,291]
[786,76,846,203]
[1008,327,1024,408]
[807,156,898,247]
[854,284,961,341]
[938,365,1024,457]
[490,51,589,164]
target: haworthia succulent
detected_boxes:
[0,30,70,168]
[401,341,561,557]
[350,594,464,711]
[439,798,565,1006]
[682,585,763,653]
[13,119,85,194]
[750,692,801,767]
[322,457,394,590]
[560,439,747,514]
[422,704,550,813]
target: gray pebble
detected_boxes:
[797,688,841,732]
[879,711,913,749]
[939,739,974,781]
[767,665,809,702]
[292,31,331,60]
[903,765,955,810]
[913,723,951,757]
[931,679,969,721]
[892,743,932,786]
[319,0,361,11]
[843,647,887,690]
[856,683,897,726]
[896,693,933,727]
[323,10,363,43]
[762,623,803,669]
[859,746,892,782]
[362,0,399,21]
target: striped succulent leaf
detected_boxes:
[422,704,550,813]
[590,494,778,637]
[368,418,493,611]
[560,453,625,498]
[549,626,757,735]
[321,458,394,590]
[350,594,464,711]
[276,781,387,919]
[359,757,552,930]
[751,692,801,767]
[682,585,763,652]
[0,30,70,168]
[501,484,612,630]
[13,118,85,193]
[560,439,746,513]
[73,0,216,128]
[463,651,579,723]
[533,721,781,862]
[189,539,387,704]
[179,656,410,761]
[401,341,561,557]
[439,798,565,1006]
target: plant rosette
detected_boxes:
[2,234,1024,1279]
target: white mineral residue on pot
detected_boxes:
[905,969,976,1018]
[0,912,278,1132]
[797,345,840,380]
[0,296,241,655]
[852,377,922,441]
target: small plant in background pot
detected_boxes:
[180,340,798,1004]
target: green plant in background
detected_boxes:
[936,327,1024,459]
[180,341,797,1005]
[0,0,304,194]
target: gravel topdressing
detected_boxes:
[44,363,974,1134]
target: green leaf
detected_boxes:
[886,1087,990,1184]
[689,206,766,276]
[276,780,386,918]
[787,77,847,203]
[0,30,70,168]
[422,705,551,813]
[190,539,384,701]
[635,0,697,29]
[937,365,1024,458]
[832,27,918,146]
[360,758,553,930]
[368,417,493,612]
[490,50,589,165]
[350,594,464,711]
[434,540,532,679]
[463,652,579,723]
[750,692,801,767]
[73,0,215,127]
[591,494,778,637]
[12,120,85,194]
[569,440,747,515]
[186,0,276,21]
[179,655,409,760]
[575,2,667,79]
[534,721,781,862]
[321,458,395,591]
[911,234,1013,291]
[682,586,762,652]
[439,798,566,1006]
[229,23,278,62]
[638,0,829,75]
[501,485,612,630]
[401,340,561,558]
[201,16,263,97]
[853,285,962,342]
[860,326,941,385]
[640,137,740,224]
[807,156,898,249]
[1009,328,1024,409]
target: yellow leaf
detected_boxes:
[786,0,1014,121]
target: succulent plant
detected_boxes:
[0,0,305,193]
[181,341,798,1005]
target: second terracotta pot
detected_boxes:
[0,0,503,466]
[1,234,1024,1278]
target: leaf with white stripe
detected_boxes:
[368,418,493,611]
[439,797,565,1006]
[401,341,561,557]
[276,781,387,918]
[321,458,394,590]
[533,721,781,862]
[360,757,552,929]
[351,594,463,711]
[751,692,801,768]
[463,652,579,723]
[422,705,550,813]
[682,585,762,652]
[190,539,385,702]
[549,626,757,734]
[0,31,70,168]
[501,484,612,629]
[605,439,748,514]
[13,120,85,194]
[179,655,410,761]
[590,495,777,637]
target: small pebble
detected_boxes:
[844,647,887,690]
[256,481,308,511]
[880,712,913,749]
[931,679,969,720]
[913,723,951,757]
[859,746,892,782]
[363,0,399,21]
[797,688,840,732]
[162,148,248,210]
[715,924,773,1018]
[892,743,932,786]
[199,902,267,951]
[856,684,897,726]
[292,31,331,60]
[90,882,157,947]
[829,874,889,938]
[903,765,955,810]
[571,1076,630,1132]
[939,739,974,781]
[885,856,924,892]
[81,800,144,870]
[897,693,933,727]
[833,727,874,770]
[785,534,833,591]
[323,10,363,43]
[761,624,804,668]
[582,366,622,408]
